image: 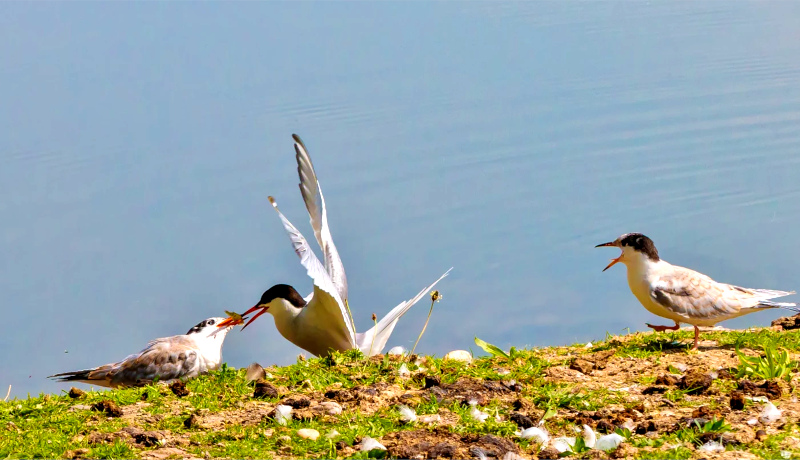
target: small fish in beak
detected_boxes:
[237,304,270,330]
[217,310,248,328]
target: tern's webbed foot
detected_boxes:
[646,322,680,333]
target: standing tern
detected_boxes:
[48,317,239,388]
[596,233,798,349]
[218,134,451,357]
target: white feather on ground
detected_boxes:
[397,405,417,423]
[359,437,386,451]
[595,433,625,451]
[273,405,292,426]
[760,402,782,424]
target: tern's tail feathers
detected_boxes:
[756,299,800,313]
[749,288,796,300]
[748,288,798,312]
[356,268,452,356]
[47,366,114,387]
[48,369,93,381]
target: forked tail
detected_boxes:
[48,369,95,382]
[757,299,800,313]
[48,364,113,384]
[751,288,798,313]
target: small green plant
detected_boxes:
[566,435,590,455]
[667,364,683,374]
[474,337,510,359]
[473,337,522,360]
[694,418,732,436]
[410,291,442,357]
[736,344,797,381]
[672,417,732,445]
[615,427,633,440]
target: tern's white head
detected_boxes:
[186,317,233,343]
[595,232,660,271]
[230,284,308,330]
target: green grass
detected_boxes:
[4,328,800,458]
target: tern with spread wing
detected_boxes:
[219,134,451,357]
[597,232,798,349]
[49,317,239,388]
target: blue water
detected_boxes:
[2,2,800,398]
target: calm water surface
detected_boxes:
[2,2,800,398]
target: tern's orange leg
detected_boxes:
[645,321,680,333]
[692,326,700,350]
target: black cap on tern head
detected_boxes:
[258,284,307,309]
[619,233,659,261]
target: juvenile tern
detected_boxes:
[219,134,451,357]
[48,317,238,388]
[596,232,798,349]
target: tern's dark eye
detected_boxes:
[207,319,215,325]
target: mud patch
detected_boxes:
[122,426,169,447]
[738,379,782,399]
[564,407,642,433]
[381,428,521,459]
[141,447,201,460]
[324,382,409,415]
[509,412,535,429]
[281,395,311,409]
[86,426,169,447]
[425,378,521,406]
[62,448,90,459]
[680,370,713,394]
[254,380,279,399]
[168,381,189,397]
[91,400,122,418]
[648,370,712,394]
[570,350,616,375]
[730,391,746,410]
[192,402,274,430]
[544,366,587,382]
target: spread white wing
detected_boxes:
[293,134,348,302]
[268,196,357,347]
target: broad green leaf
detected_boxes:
[474,337,511,359]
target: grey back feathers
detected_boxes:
[49,317,228,388]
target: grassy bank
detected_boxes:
[4,325,800,459]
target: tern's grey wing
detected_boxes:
[107,337,200,387]
[268,196,357,347]
[293,134,348,302]
[47,336,200,388]
[652,265,797,322]
[650,273,748,321]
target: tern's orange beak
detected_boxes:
[595,241,622,272]
[217,310,248,328]
[217,317,240,328]
[238,304,269,331]
[602,256,622,272]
